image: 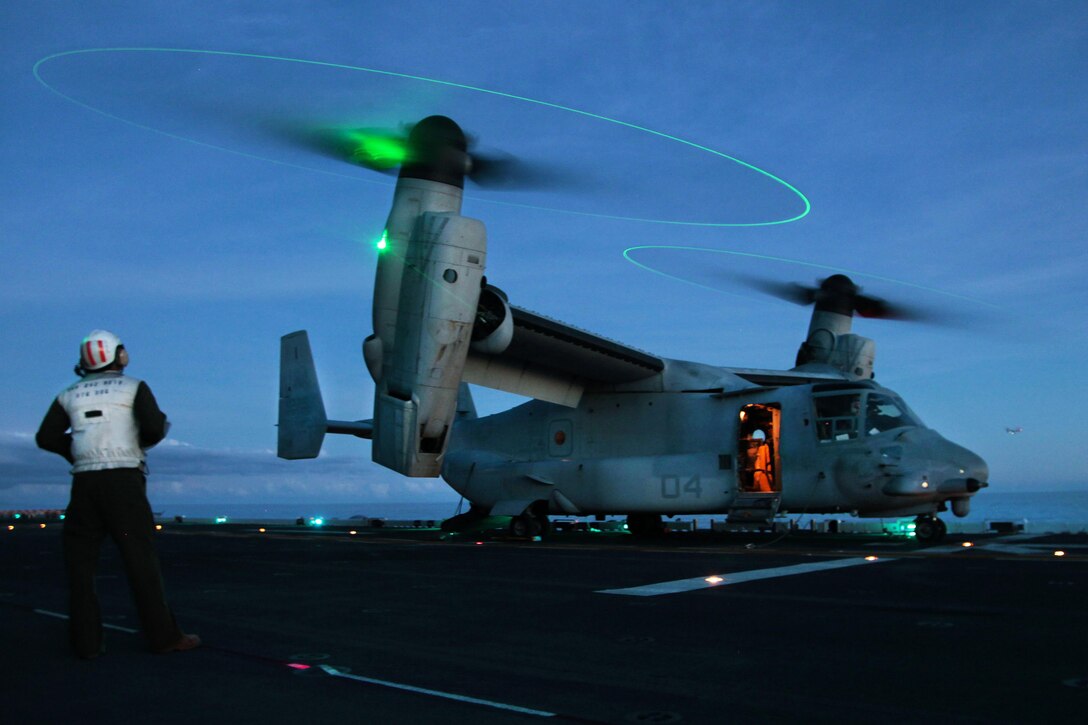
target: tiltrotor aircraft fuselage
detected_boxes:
[278,116,988,543]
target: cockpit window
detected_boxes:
[864,394,920,435]
[813,393,861,442]
[813,392,922,443]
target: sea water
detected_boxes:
[15,491,1086,531]
[153,490,1088,532]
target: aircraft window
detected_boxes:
[865,394,920,435]
[813,394,861,442]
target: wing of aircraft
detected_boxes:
[462,305,848,406]
[463,304,665,407]
[724,368,847,387]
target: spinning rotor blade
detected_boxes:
[737,273,941,323]
[853,292,914,320]
[265,116,554,188]
[468,152,574,189]
[259,121,408,173]
[322,128,412,171]
[737,276,817,306]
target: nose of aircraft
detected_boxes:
[937,436,989,493]
[960,447,989,487]
[887,428,989,493]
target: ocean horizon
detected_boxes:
[11,490,1085,528]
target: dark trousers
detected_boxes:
[63,468,182,656]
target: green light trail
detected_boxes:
[32,47,810,227]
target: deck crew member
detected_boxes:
[36,330,200,658]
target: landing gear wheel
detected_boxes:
[533,512,551,537]
[510,514,541,538]
[914,515,947,544]
[626,513,666,538]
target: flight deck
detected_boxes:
[3,519,1086,723]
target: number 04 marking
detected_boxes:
[661,475,702,499]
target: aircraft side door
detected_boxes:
[736,403,781,494]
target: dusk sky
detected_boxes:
[3,1,1086,512]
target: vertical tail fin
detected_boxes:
[456,382,477,421]
[278,331,327,459]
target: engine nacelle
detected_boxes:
[470,285,514,355]
[798,331,876,381]
[794,299,876,380]
[366,285,513,380]
[362,334,382,383]
[372,211,486,477]
[829,333,875,380]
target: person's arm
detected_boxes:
[36,399,73,462]
[134,382,169,448]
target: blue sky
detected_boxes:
[2,1,1086,510]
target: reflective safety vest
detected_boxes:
[57,372,145,473]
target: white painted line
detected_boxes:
[33,608,139,633]
[319,665,555,718]
[597,557,890,597]
[976,542,1087,555]
[34,608,68,621]
[919,544,973,554]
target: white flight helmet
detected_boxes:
[80,329,123,371]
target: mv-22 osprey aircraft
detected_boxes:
[277,115,989,543]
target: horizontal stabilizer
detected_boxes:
[327,420,373,439]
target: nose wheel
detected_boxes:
[913,515,947,544]
[509,510,550,538]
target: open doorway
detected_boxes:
[737,403,781,494]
